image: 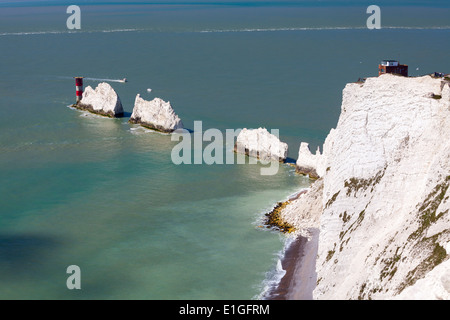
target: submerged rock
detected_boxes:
[75,82,124,118]
[234,127,288,162]
[129,95,183,133]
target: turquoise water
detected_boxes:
[0,2,449,299]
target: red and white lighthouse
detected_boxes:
[74,77,84,103]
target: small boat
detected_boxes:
[119,78,127,83]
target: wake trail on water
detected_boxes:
[84,77,126,83]
[56,76,126,83]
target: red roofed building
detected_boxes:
[378,60,408,77]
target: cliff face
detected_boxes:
[291,74,450,299]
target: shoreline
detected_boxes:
[264,229,319,300]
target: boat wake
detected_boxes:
[84,77,127,83]
[56,76,127,83]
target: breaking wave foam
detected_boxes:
[255,236,295,300]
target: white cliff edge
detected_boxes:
[129,95,183,133]
[77,82,124,118]
[234,127,288,162]
[281,74,450,299]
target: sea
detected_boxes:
[0,0,449,299]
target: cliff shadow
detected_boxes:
[284,157,297,165]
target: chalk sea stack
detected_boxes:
[234,127,288,162]
[296,142,323,179]
[74,82,124,118]
[129,95,183,133]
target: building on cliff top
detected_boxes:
[378,60,408,77]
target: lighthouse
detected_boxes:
[74,77,84,103]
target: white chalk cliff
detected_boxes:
[129,95,183,133]
[77,82,124,117]
[283,74,450,299]
[234,128,288,162]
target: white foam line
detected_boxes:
[199,26,364,33]
[0,28,143,37]
[1,25,449,37]
[198,26,450,33]
[383,26,450,30]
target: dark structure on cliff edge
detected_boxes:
[378,60,408,77]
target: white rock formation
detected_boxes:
[77,82,124,117]
[281,74,450,299]
[296,142,323,179]
[129,95,183,133]
[234,127,288,162]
